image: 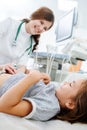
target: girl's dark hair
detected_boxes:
[54,80,87,124]
[22,7,54,52]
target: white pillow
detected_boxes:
[64,72,87,82]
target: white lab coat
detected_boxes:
[0,18,33,65]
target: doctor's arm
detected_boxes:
[0,64,29,74]
[0,18,12,36]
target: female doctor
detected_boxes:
[0,6,54,73]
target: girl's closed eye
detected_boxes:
[70,81,75,88]
[40,21,44,25]
[70,83,73,87]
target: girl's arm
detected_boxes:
[16,66,51,84]
[0,70,43,117]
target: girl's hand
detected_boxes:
[28,69,43,83]
[25,68,30,74]
[28,70,51,84]
[41,73,51,84]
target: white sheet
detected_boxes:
[0,113,87,130]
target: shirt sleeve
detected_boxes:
[0,18,12,37]
[22,94,60,121]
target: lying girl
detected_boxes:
[0,66,87,123]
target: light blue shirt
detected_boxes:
[0,72,60,121]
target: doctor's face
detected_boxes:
[25,19,52,35]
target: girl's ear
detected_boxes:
[65,100,75,110]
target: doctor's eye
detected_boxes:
[43,27,47,31]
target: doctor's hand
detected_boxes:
[4,64,17,74]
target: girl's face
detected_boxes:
[25,19,52,35]
[55,79,84,108]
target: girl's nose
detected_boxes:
[64,82,68,85]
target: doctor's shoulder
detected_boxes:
[0,18,15,33]
[0,17,12,26]
[0,17,20,30]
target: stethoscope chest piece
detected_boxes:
[12,21,25,47]
[12,41,17,46]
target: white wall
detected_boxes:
[74,0,87,39]
[77,0,87,29]
[56,0,87,40]
[0,0,58,20]
[56,0,87,30]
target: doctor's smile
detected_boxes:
[25,19,52,35]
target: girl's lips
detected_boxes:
[60,84,65,89]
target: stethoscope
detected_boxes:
[12,21,33,57]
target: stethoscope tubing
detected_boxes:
[11,21,33,58]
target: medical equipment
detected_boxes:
[55,8,76,43]
[31,50,77,81]
[46,44,57,75]
[62,39,87,61]
[12,21,25,45]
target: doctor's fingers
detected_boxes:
[5,65,16,74]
